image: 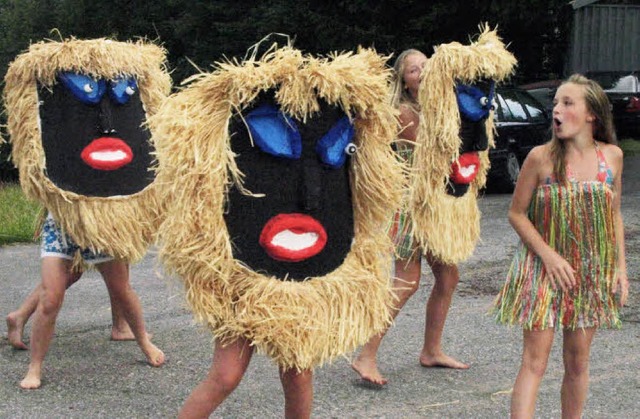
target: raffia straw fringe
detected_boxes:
[4,38,171,261]
[411,24,517,264]
[150,45,405,370]
[493,182,620,330]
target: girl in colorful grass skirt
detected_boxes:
[492,74,629,418]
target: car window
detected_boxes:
[499,90,528,122]
[514,91,547,123]
[605,75,637,92]
[588,72,638,92]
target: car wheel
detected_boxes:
[490,151,520,193]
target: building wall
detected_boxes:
[568,4,640,73]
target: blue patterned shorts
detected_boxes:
[40,214,112,263]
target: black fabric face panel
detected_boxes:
[38,79,155,197]
[445,181,470,197]
[225,94,355,281]
[459,116,489,154]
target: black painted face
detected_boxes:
[446,80,495,197]
[38,72,155,197]
[224,94,356,281]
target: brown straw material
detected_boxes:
[4,38,171,261]
[410,25,517,264]
[150,44,404,370]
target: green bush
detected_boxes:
[0,183,42,245]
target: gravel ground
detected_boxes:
[1,157,639,418]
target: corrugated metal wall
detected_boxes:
[569,4,640,73]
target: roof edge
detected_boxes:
[571,0,600,9]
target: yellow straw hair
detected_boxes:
[411,25,517,264]
[150,45,404,370]
[4,38,171,261]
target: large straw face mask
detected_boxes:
[151,46,404,369]
[410,26,517,264]
[4,38,171,261]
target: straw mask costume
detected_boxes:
[4,38,171,261]
[151,45,403,370]
[410,26,517,264]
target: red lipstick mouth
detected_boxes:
[81,137,133,170]
[449,151,480,184]
[259,213,328,262]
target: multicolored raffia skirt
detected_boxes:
[493,181,621,330]
[388,145,417,260]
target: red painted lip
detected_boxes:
[449,151,480,185]
[259,213,327,262]
[81,137,133,170]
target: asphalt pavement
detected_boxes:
[1,157,639,418]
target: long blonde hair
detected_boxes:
[390,49,423,111]
[550,73,617,182]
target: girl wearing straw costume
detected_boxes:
[150,43,403,417]
[3,38,170,389]
[351,48,468,387]
[353,26,517,387]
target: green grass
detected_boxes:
[620,137,640,157]
[0,183,42,245]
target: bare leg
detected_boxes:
[97,260,164,367]
[7,288,38,350]
[103,263,150,341]
[8,271,82,350]
[561,327,596,419]
[179,338,254,418]
[419,254,468,369]
[20,257,73,389]
[511,328,555,418]
[106,262,134,340]
[280,367,313,419]
[351,256,421,386]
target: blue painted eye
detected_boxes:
[455,81,495,122]
[316,116,355,168]
[58,72,106,105]
[109,77,137,105]
[246,104,302,159]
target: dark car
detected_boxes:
[519,79,561,115]
[586,70,640,136]
[487,86,550,193]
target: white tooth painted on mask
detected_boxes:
[90,150,128,162]
[271,230,319,250]
[459,165,477,178]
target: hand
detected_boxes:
[541,250,576,293]
[614,271,629,307]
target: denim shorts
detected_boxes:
[40,214,113,264]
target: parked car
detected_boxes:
[585,70,640,136]
[486,86,550,193]
[519,79,561,114]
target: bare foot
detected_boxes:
[20,367,42,389]
[351,356,388,386]
[6,312,28,350]
[110,327,152,341]
[419,352,469,369]
[142,342,165,367]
